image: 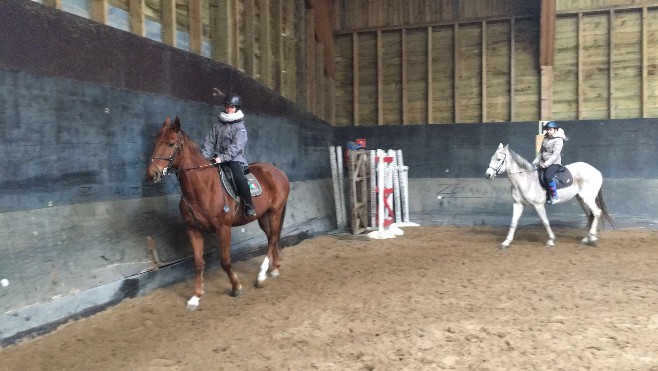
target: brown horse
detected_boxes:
[146,117,290,310]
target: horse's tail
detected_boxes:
[276,204,287,251]
[596,189,616,230]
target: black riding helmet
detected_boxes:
[223,94,242,109]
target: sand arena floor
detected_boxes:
[2,225,658,370]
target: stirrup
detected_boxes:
[245,204,256,217]
[546,196,559,205]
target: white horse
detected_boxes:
[485,143,614,248]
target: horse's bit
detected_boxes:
[149,139,182,176]
[488,152,506,176]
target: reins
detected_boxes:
[151,136,231,233]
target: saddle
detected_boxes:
[218,164,262,201]
[539,165,574,190]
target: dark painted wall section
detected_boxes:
[0,0,316,121]
[0,0,333,213]
[335,120,658,180]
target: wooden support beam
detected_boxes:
[187,0,203,55]
[577,13,583,120]
[642,7,648,118]
[427,26,433,124]
[540,0,556,66]
[306,9,316,112]
[90,0,108,24]
[188,0,203,55]
[243,0,255,76]
[454,24,459,123]
[272,0,283,92]
[213,0,235,65]
[402,29,407,125]
[161,0,176,47]
[316,42,325,118]
[609,10,614,119]
[352,32,359,125]
[377,30,383,125]
[291,0,301,103]
[541,66,553,120]
[509,19,515,121]
[128,0,145,36]
[481,21,487,123]
[328,77,336,125]
[259,0,272,86]
[43,0,61,9]
[540,0,556,120]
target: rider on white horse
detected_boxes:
[532,121,567,204]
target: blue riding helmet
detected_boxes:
[543,121,559,130]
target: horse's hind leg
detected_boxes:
[185,228,206,310]
[576,195,594,232]
[256,212,272,287]
[579,195,601,245]
[256,208,285,287]
[217,225,243,296]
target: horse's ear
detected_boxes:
[172,116,181,133]
[163,117,171,128]
[504,144,509,149]
[498,143,503,149]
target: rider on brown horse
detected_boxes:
[201,94,256,217]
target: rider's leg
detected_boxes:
[544,165,560,204]
[226,161,256,216]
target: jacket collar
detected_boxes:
[219,110,244,123]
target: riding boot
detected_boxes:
[546,180,559,204]
[234,173,256,217]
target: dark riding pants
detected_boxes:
[539,164,561,186]
[223,161,253,207]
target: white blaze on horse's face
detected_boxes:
[485,143,507,180]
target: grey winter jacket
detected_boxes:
[201,110,248,165]
[532,128,567,168]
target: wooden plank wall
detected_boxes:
[334,17,540,126]
[335,0,658,126]
[553,3,658,120]
[42,0,333,123]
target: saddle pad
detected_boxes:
[553,167,574,190]
[539,166,574,190]
[220,170,262,200]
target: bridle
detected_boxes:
[488,152,507,177]
[488,150,538,178]
[148,135,231,233]
[149,138,182,176]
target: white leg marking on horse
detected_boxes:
[270,269,280,278]
[187,295,200,311]
[258,256,270,283]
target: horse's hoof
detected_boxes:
[546,240,555,248]
[500,241,510,249]
[581,235,597,246]
[230,286,243,297]
[187,295,200,311]
[256,278,267,288]
[269,269,280,278]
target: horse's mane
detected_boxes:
[507,148,535,171]
[179,129,201,153]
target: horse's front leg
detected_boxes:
[534,203,556,247]
[218,225,243,297]
[186,227,206,310]
[502,202,524,248]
